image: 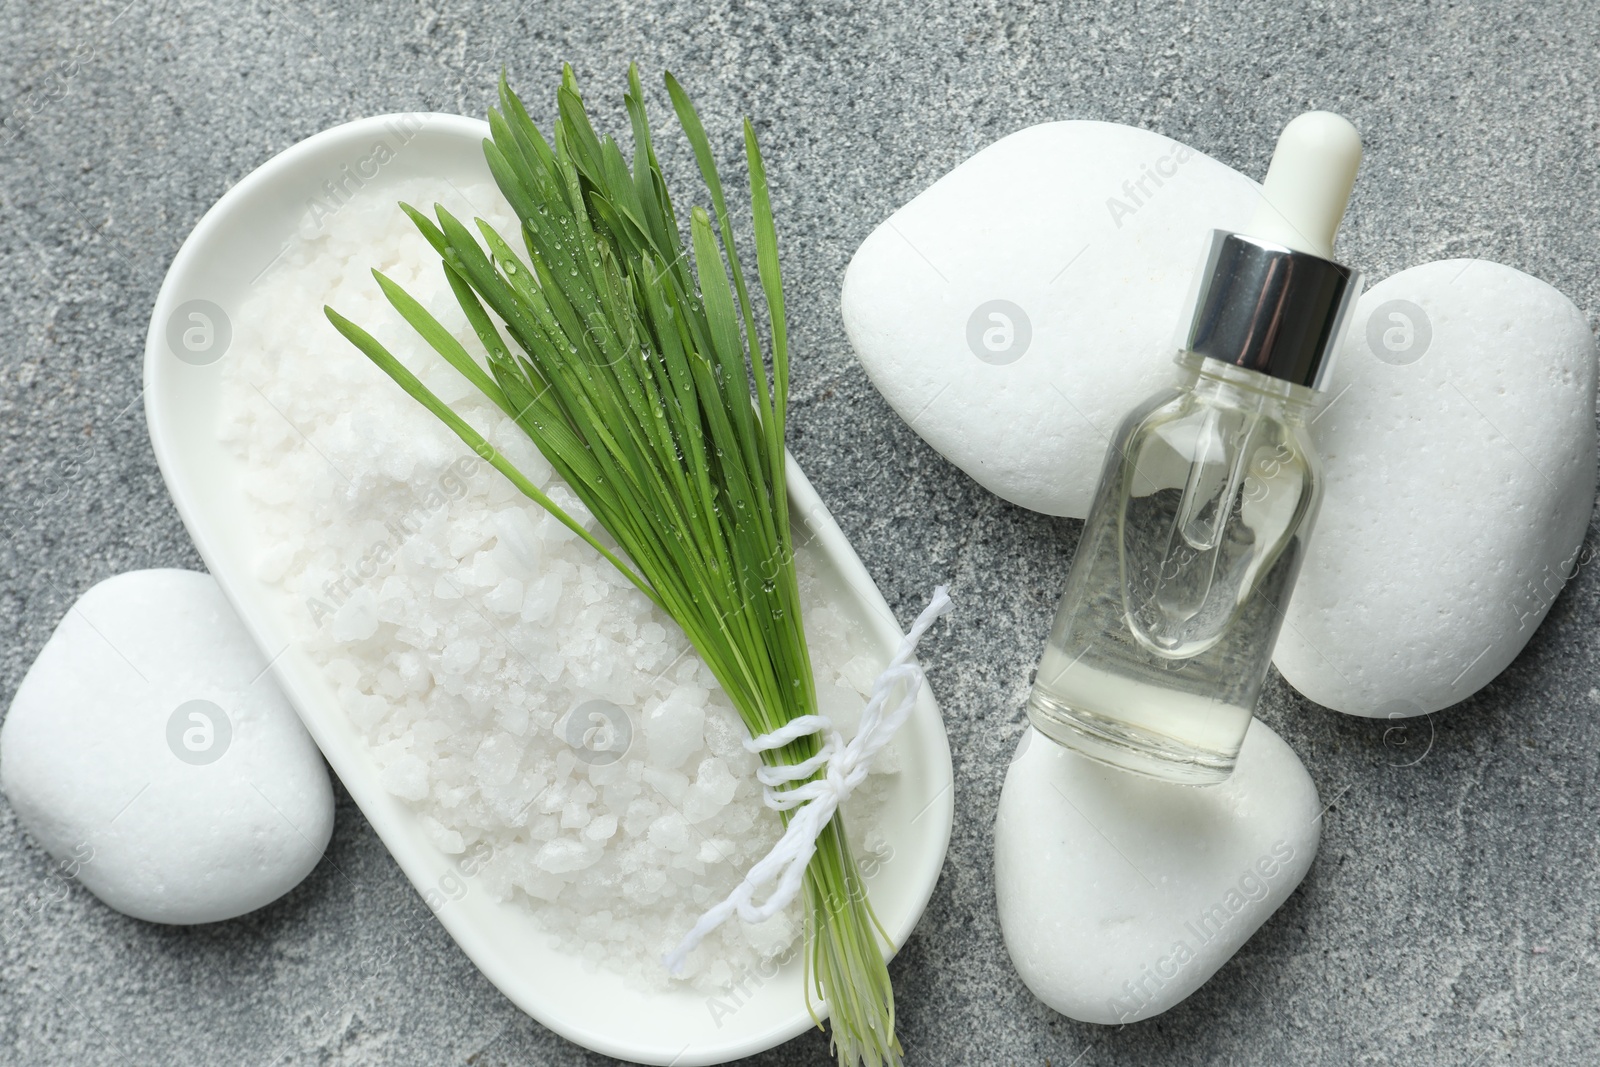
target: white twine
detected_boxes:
[663,585,953,975]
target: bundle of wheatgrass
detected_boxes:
[325,67,908,1064]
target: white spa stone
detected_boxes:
[0,569,333,924]
[846,121,1596,715]
[995,721,1319,1024]
[1275,260,1598,717]
[842,120,1262,518]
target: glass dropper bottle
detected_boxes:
[1025,111,1365,785]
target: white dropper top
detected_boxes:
[1244,111,1362,260]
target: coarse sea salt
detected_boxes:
[217,178,891,989]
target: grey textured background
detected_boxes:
[3,1,1598,1064]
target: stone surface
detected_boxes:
[3,2,1600,1065]
[995,722,1318,1024]
[1276,261,1598,716]
[0,570,333,923]
[842,120,1260,518]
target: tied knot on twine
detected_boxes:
[663,586,952,975]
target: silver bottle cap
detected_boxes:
[1184,229,1362,391]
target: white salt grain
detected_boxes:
[484,578,522,616]
[381,753,429,802]
[649,812,693,854]
[330,587,379,642]
[644,692,706,770]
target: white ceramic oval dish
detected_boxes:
[142,114,954,1066]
